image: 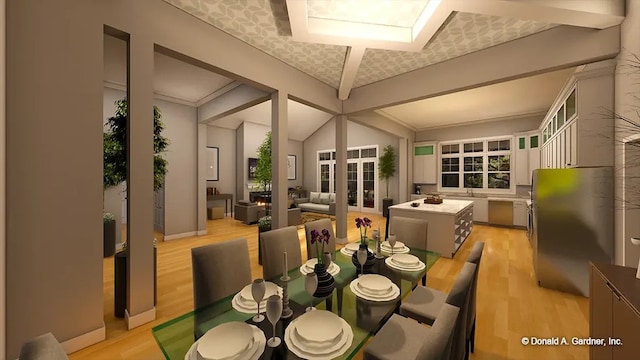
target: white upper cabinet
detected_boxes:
[413,143,436,184]
[540,60,615,169]
[515,132,540,185]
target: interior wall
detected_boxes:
[615,0,640,266]
[6,0,105,357]
[206,125,237,202]
[415,114,543,142]
[303,118,400,210]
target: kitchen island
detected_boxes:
[389,199,474,258]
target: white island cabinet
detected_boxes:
[388,199,474,258]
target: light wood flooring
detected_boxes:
[69,213,589,360]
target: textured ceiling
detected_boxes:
[353,12,557,87]
[163,0,347,88]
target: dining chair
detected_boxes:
[260,226,303,280]
[191,238,252,309]
[19,332,69,360]
[363,303,460,360]
[388,216,428,285]
[304,218,336,260]
[389,216,428,250]
[465,242,485,356]
[400,262,477,360]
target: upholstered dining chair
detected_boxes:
[260,226,303,280]
[304,218,336,260]
[400,262,477,360]
[19,332,69,360]
[465,242,485,356]
[363,303,460,360]
[389,216,428,250]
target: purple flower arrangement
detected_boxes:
[355,217,372,245]
[310,228,331,265]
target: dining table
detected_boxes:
[152,241,439,360]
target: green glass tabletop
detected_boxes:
[152,244,439,360]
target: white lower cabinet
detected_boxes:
[513,200,528,227]
[472,198,488,223]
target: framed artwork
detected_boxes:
[248,158,258,180]
[287,155,296,180]
[206,146,219,181]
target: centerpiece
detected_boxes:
[310,229,335,298]
[352,217,376,274]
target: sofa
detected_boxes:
[294,192,336,216]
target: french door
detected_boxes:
[317,146,378,213]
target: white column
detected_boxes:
[335,115,348,244]
[126,33,155,328]
[398,138,409,203]
[197,123,207,235]
[271,91,288,229]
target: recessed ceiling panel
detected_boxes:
[354,12,557,88]
[163,0,347,88]
[306,0,429,27]
[377,67,575,129]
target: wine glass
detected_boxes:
[357,248,368,277]
[251,279,266,322]
[388,235,397,256]
[304,273,318,312]
[266,295,283,347]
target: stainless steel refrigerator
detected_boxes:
[531,167,614,297]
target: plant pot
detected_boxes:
[313,264,335,298]
[382,198,393,217]
[114,247,157,318]
[103,219,116,257]
[351,243,377,275]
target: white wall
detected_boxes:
[303,118,400,210]
[207,125,236,203]
[415,114,543,142]
[614,0,640,266]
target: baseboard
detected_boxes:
[197,230,208,236]
[164,231,198,241]
[60,323,106,354]
[125,307,156,330]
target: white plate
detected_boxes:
[239,282,280,302]
[197,322,253,360]
[186,325,265,360]
[349,279,400,302]
[299,262,340,277]
[345,242,362,251]
[294,310,343,343]
[293,326,345,352]
[232,293,270,314]
[391,254,420,266]
[285,317,353,359]
[356,274,392,293]
[380,246,411,254]
[385,257,426,272]
[340,247,355,256]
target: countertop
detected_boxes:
[592,262,640,315]
[390,199,473,215]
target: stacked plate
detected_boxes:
[384,254,426,272]
[299,258,340,277]
[284,310,353,359]
[349,274,400,302]
[380,241,410,254]
[184,322,265,360]
[231,282,282,314]
[340,242,373,256]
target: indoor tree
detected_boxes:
[379,145,396,199]
[255,131,272,191]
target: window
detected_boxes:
[347,150,359,159]
[439,137,512,191]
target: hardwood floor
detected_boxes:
[69,213,588,360]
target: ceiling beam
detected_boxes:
[197,84,270,124]
[343,24,620,114]
[347,111,415,140]
[338,47,365,100]
[453,0,625,29]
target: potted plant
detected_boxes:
[103,212,116,257]
[105,98,168,317]
[309,229,335,298]
[351,217,376,274]
[379,145,396,217]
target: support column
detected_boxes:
[271,91,288,229]
[197,123,207,235]
[335,115,348,244]
[398,138,409,204]
[126,34,155,329]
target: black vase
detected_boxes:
[313,263,335,298]
[351,243,377,275]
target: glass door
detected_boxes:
[347,160,359,210]
[362,160,376,212]
[319,161,331,193]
